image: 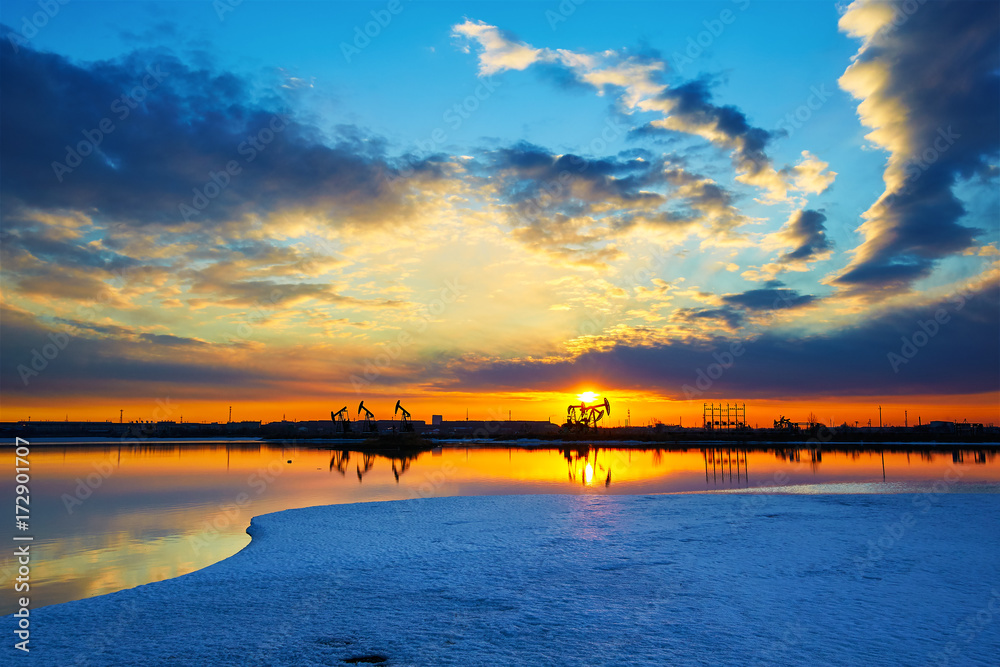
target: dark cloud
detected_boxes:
[0,35,443,230]
[444,280,1000,399]
[834,0,999,294]
[626,124,686,147]
[0,305,429,400]
[776,209,832,265]
[670,286,815,333]
[721,287,816,311]
[633,76,784,181]
[0,306,258,398]
[473,144,751,265]
[673,306,744,330]
[183,276,406,310]
[482,142,662,208]
[470,143,668,266]
[664,78,773,166]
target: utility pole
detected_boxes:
[878,405,882,430]
[904,410,907,428]
[120,409,123,424]
[229,406,232,423]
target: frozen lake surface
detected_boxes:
[28,493,1000,666]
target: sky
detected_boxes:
[0,0,997,426]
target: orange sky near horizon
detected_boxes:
[3,391,997,427]
[1,1,998,444]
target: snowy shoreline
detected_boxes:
[20,494,1000,665]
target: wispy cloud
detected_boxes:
[832,0,999,296]
[452,19,836,203]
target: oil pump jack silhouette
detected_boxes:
[563,397,611,432]
[394,400,414,432]
[331,406,351,434]
[357,401,378,434]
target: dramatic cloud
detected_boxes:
[672,306,745,332]
[472,144,757,267]
[453,20,836,203]
[445,279,1000,399]
[774,210,832,265]
[659,167,751,238]
[833,0,1000,295]
[668,285,816,336]
[742,209,833,282]
[2,8,996,419]
[720,287,816,311]
[637,77,790,200]
[0,304,258,397]
[0,35,446,231]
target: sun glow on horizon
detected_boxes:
[577,391,600,403]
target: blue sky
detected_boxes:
[0,0,997,421]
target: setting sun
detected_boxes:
[0,1,998,662]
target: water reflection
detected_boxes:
[561,448,621,487]
[2,442,998,614]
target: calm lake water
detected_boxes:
[3,440,999,614]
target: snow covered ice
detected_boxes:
[21,493,1000,665]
